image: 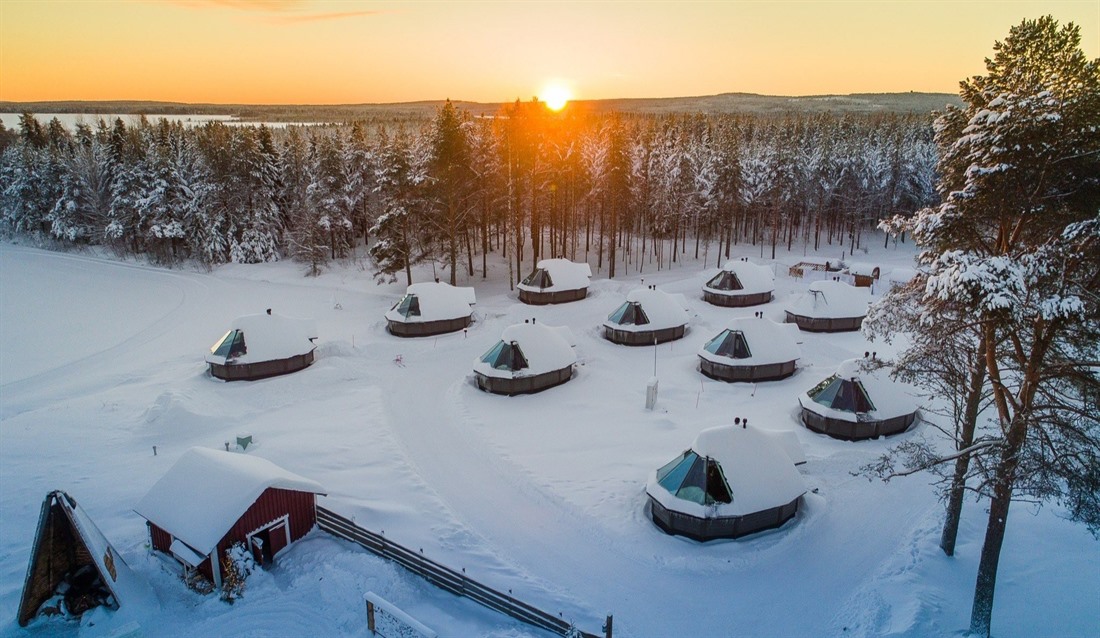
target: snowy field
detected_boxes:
[0,239,1096,638]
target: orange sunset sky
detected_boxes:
[1,0,1097,105]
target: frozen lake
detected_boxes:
[0,113,325,130]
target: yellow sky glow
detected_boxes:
[1,1,1097,105]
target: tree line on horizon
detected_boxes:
[0,104,936,281]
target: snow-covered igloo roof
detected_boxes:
[786,280,871,319]
[603,288,689,332]
[846,262,880,277]
[205,311,316,365]
[888,267,918,284]
[517,258,592,293]
[385,282,476,324]
[697,316,800,367]
[135,447,326,556]
[799,358,921,423]
[703,260,775,296]
[473,322,576,379]
[646,424,806,518]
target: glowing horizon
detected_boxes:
[1,1,1096,106]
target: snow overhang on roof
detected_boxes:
[799,358,922,422]
[646,424,806,517]
[385,282,476,323]
[135,448,326,557]
[472,322,576,379]
[516,259,592,293]
[703,260,775,296]
[697,317,800,366]
[786,280,871,319]
[205,312,317,365]
[603,288,689,332]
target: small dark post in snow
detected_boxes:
[266,308,272,315]
[366,599,376,634]
[152,445,157,456]
[604,613,613,638]
[734,417,741,426]
[743,418,748,429]
[224,441,230,451]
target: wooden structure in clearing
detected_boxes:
[18,491,141,627]
[135,448,325,589]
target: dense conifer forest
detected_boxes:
[0,103,937,282]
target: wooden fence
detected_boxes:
[317,506,606,638]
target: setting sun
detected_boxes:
[540,82,572,111]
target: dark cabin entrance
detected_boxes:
[249,518,289,566]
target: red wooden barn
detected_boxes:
[134,447,325,589]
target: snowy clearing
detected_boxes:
[0,240,1096,638]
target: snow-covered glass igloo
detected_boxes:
[603,287,689,346]
[473,321,576,395]
[702,259,775,307]
[385,282,476,337]
[698,316,800,382]
[799,357,921,440]
[518,258,592,305]
[785,279,871,332]
[646,423,807,541]
[206,310,317,381]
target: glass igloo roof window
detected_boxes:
[809,375,876,413]
[706,271,744,291]
[608,301,650,326]
[392,294,421,318]
[521,269,553,289]
[655,450,733,506]
[702,330,752,359]
[479,340,529,371]
[211,329,247,359]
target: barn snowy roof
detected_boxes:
[704,260,775,296]
[205,312,317,365]
[517,259,592,293]
[384,282,476,323]
[603,288,689,332]
[473,322,576,379]
[786,280,871,319]
[697,316,800,366]
[135,448,325,557]
[800,358,921,422]
[646,424,806,518]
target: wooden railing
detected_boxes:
[317,506,606,638]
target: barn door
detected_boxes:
[268,520,289,558]
[250,535,265,564]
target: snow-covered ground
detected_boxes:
[1,239,1096,638]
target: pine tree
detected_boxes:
[864,17,1099,637]
[426,100,473,285]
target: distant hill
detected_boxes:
[0,92,962,123]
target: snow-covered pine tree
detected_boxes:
[47,127,113,244]
[369,125,427,284]
[425,100,473,285]
[864,16,1099,637]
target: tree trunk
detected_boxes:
[969,456,1016,637]
[941,340,988,556]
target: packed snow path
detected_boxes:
[1,244,1096,637]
